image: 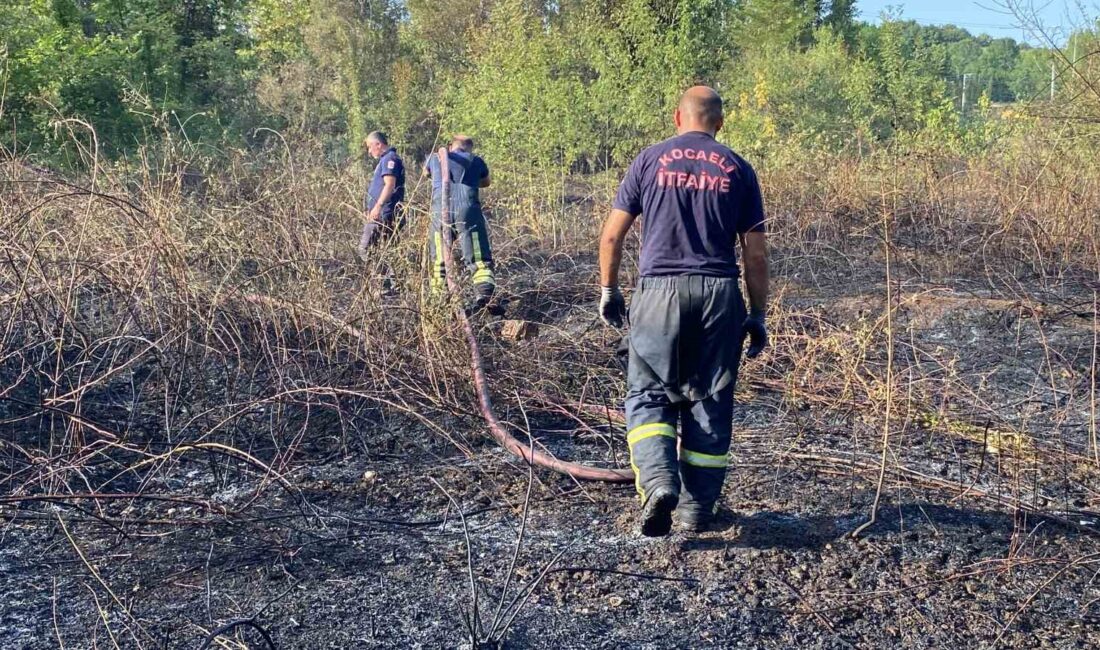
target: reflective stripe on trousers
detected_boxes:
[428,189,495,289]
[626,384,734,515]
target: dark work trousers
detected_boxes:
[625,275,747,518]
[427,181,494,294]
[358,206,405,255]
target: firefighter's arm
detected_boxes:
[597,208,635,328]
[739,231,768,313]
[599,208,636,288]
[369,175,397,221]
[739,231,770,357]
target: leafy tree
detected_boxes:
[974,38,1020,102]
[442,0,587,168]
[821,0,857,45]
[0,0,1087,166]
[247,0,311,66]
[444,0,743,171]
[1009,46,1052,101]
[732,0,816,51]
[859,18,955,139]
[1,0,257,159]
[250,0,404,155]
[721,27,878,157]
[1,1,68,153]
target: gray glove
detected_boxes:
[742,308,769,358]
[599,286,626,328]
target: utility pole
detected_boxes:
[1050,60,1056,101]
[961,73,972,114]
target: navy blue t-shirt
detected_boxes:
[612,131,765,277]
[424,150,489,192]
[366,147,405,214]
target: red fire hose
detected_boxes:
[437,147,632,483]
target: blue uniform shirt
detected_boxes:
[613,131,765,277]
[366,147,405,215]
[424,150,489,191]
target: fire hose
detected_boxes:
[436,147,632,483]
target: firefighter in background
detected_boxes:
[424,134,496,309]
[359,131,406,260]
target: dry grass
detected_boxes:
[1,125,1098,647]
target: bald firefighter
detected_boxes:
[599,86,770,536]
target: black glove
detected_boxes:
[742,308,769,358]
[599,286,626,328]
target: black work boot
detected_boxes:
[470,282,506,316]
[471,295,491,312]
[677,509,715,533]
[640,486,679,537]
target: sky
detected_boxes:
[855,1,1094,44]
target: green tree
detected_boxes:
[446,0,743,170]
[247,0,311,66]
[1,0,258,159]
[443,0,587,168]
[732,0,816,51]
[859,18,955,139]
[821,0,856,45]
[1009,47,1051,101]
[720,27,878,156]
[250,0,405,154]
[976,38,1019,101]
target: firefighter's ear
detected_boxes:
[673,108,683,130]
[714,116,724,134]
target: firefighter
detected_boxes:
[358,131,406,259]
[424,135,496,309]
[598,86,770,536]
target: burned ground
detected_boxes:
[2,156,1099,649]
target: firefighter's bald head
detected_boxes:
[675,86,724,135]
